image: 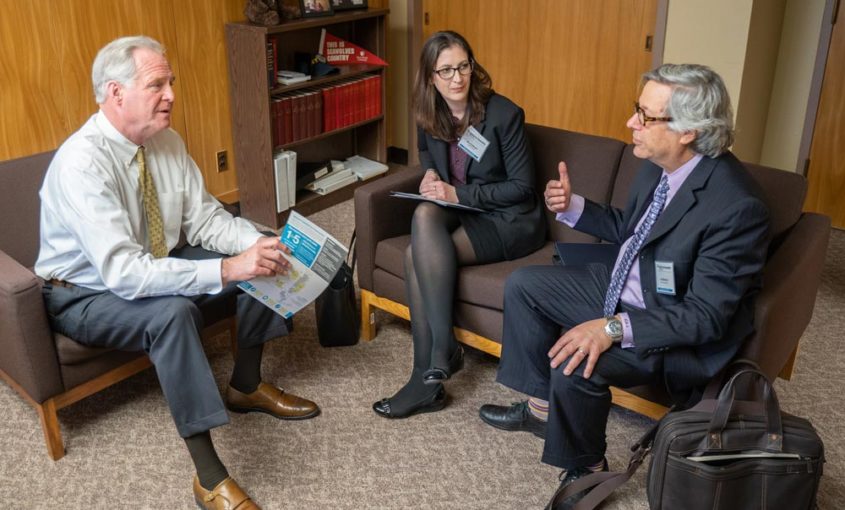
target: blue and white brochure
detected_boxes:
[238,211,348,318]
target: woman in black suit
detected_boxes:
[373,31,546,418]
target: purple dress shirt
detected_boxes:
[555,154,703,347]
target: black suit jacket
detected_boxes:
[417,94,545,259]
[575,152,770,393]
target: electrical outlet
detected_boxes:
[216,150,229,172]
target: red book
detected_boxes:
[272,95,283,148]
[355,78,364,124]
[281,95,293,145]
[310,90,321,136]
[291,93,303,142]
[305,90,316,138]
[363,76,372,120]
[321,86,333,132]
[375,74,382,116]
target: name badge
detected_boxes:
[655,261,676,295]
[457,126,490,163]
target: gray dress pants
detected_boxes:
[41,244,289,438]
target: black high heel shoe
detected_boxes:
[372,386,447,419]
[422,345,465,385]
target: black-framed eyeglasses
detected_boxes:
[434,61,473,80]
[634,102,672,126]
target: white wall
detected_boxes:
[759,0,826,171]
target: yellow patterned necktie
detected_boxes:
[136,146,168,258]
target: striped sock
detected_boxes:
[587,458,607,472]
[527,397,549,422]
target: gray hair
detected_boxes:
[642,63,734,158]
[92,36,165,104]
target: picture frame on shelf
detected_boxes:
[300,0,333,17]
[330,0,367,10]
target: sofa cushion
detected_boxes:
[375,234,557,310]
[525,124,626,243]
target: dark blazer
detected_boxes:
[575,152,770,394]
[417,94,545,260]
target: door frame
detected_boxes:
[798,0,840,176]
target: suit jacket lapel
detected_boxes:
[428,135,450,181]
[646,156,716,244]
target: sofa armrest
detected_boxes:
[0,249,64,402]
[354,166,423,291]
[740,212,831,380]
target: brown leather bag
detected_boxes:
[548,365,825,510]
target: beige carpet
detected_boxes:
[0,199,842,509]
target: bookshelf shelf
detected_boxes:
[225,8,388,229]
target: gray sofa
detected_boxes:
[354,123,831,418]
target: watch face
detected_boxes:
[606,319,623,338]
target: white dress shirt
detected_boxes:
[35,112,263,299]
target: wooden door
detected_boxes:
[419,0,659,142]
[805,9,845,229]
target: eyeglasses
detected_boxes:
[434,61,473,80]
[634,102,672,126]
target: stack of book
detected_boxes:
[321,74,382,132]
[269,74,382,150]
[271,89,323,147]
[304,160,358,195]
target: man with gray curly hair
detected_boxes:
[479,64,770,508]
[36,35,320,509]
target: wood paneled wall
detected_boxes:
[0,0,386,202]
[421,0,658,143]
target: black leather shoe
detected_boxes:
[372,386,447,419]
[478,401,546,439]
[546,459,609,510]
[422,345,464,384]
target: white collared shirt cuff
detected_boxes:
[196,258,225,294]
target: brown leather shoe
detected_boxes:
[226,382,320,420]
[193,476,260,510]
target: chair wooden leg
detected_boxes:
[778,343,800,381]
[37,398,65,461]
[360,290,376,341]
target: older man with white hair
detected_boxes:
[35,35,319,509]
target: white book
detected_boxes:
[273,151,290,213]
[305,168,354,192]
[311,173,358,195]
[283,150,297,207]
[277,70,312,85]
[344,155,389,181]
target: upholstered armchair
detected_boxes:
[0,151,237,460]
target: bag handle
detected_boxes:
[347,229,357,271]
[701,358,761,401]
[705,368,783,451]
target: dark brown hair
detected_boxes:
[412,31,493,140]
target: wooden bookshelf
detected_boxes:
[225,8,388,229]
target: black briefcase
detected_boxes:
[646,367,824,509]
[546,364,824,510]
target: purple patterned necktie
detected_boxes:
[603,176,670,316]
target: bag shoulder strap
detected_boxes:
[347,229,357,271]
[545,421,660,510]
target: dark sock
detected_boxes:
[229,343,263,394]
[185,431,229,490]
[385,369,443,415]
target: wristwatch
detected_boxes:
[604,316,623,343]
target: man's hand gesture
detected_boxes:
[544,161,572,213]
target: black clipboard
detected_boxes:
[553,242,619,270]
